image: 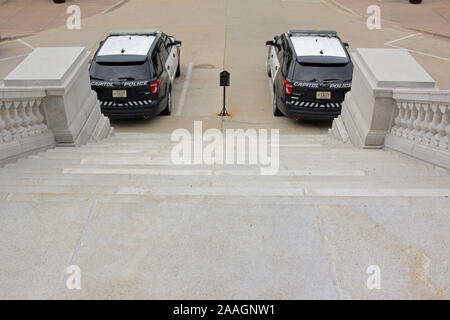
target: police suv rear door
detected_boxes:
[268,37,281,82]
[162,35,179,82]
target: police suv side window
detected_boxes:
[275,36,282,53]
[152,48,163,76]
[282,43,292,76]
[159,42,169,64]
[277,36,285,61]
[164,35,172,49]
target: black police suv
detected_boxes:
[90,30,181,119]
[266,30,353,120]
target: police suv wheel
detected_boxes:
[161,89,172,115]
[273,92,283,117]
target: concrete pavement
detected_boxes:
[333,0,450,38]
[1,133,449,299]
[0,0,123,40]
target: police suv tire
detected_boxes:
[176,57,181,78]
[161,88,172,115]
[273,92,283,117]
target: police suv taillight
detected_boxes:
[150,79,161,94]
[283,79,293,95]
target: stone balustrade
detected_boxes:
[0,88,55,166]
[331,48,449,170]
[384,90,450,169]
[0,97,49,144]
[390,91,449,150]
[0,47,113,166]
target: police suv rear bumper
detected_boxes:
[99,99,160,119]
[284,100,342,120]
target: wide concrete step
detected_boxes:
[18,155,423,167]
[0,165,438,177]
[0,172,447,186]
[2,192,449,207]
[34,149,405,161]
[77,142,349,152]
[5,158,437,175]
[110,133,334,140]
[1,179,449,197]
[1,175,448,191]
[43,148,394,161]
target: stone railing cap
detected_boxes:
[3,47,87,88]
[354,48,436,89]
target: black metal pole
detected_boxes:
[221,86,228,116]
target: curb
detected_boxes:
[329,0,450,40]
[0,0,128,42]
[327,0,358,16]
[0,32,35,42]
[102,0,128,15]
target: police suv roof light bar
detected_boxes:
[289,30,338,37]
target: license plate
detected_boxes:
[112,90,127,98]
[316,91,331,99]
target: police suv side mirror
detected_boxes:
[343,42,349,49]
[168,40,182,47]
[266,40,275,46]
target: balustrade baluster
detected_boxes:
[429,104,441,147]
[397,102,407,137]
[35,100,48,133]
[401,103,411,138]
[12,101,26,139]
[4,102,19,141]
[421,104,433,145]
[445,116,450,150]
[407,103,418,140]
[0,102,5,143]
[412,103,423,142]
[17,100,30,137]
[391,102,402,136]
[437,106,448,150]
[0,102,12,143]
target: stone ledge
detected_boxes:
[385,134,450,170]
[4,48,87,88]
[354,48,436,89]
[392,88,450,103]
[0,131,55,167]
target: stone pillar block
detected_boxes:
[3,47,112,147]
[340,48,436,148]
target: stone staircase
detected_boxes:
[0,132,449,299]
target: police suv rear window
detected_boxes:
[98,35,156,56]
[291,63,353,82]
[90,61,152,81]
[291,36,349,65]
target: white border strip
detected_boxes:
[56,200,98,299]
[16,38,34,50]
[175,62,193,116]
[384,33,450,62]
[0,54,28,62]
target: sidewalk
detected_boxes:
[0,0,123,40]
[333,0,450,38]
